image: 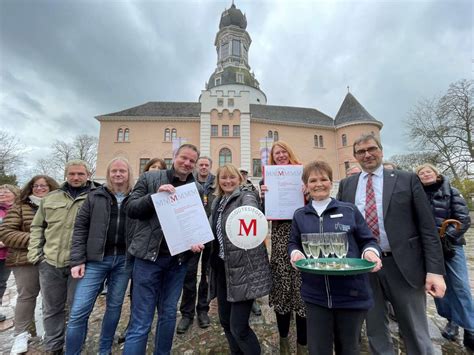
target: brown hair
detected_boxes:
[105,157,135,193]
[20,175,59,202]
[144,158,167,172]
[268,140,301,165]
[302,161,333,183]
[214,164,244,197]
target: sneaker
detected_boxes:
[197,312,210,328]
[464,330,474,351]
[176,317,192,334]
[441,321,459,341]
[10,331,31,354]
[0,313,6,322]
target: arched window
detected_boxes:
[319,135,324,147]
[219,148,232,167]
[274,131,279,141]
[124,128,130,142]
[117,128,123,142]
[171,128,177,140]
[164,128,170,142]
[342,134,347,147]
[268,130,273,139]
[314,135,319,147]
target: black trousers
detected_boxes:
[216,258,260,355]
[305,301,366,355]
[0,259,11,304]
[179,242,211,318]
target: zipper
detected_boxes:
[100,194,111,261]
[319,214,333,308]
[114,200,120,256]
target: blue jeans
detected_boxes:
[435,245,474,331]
[65,255,132,355]
[123,256,188,355]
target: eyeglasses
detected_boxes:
[33,184,48,189]
[354,146,379,157]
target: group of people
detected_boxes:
[0,133,471,355]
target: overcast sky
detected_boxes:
[0,0,471,178]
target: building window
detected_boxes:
[124,128,130,142]
[221,42,229,59]
[274,131,279,141]
[268,130,273,139]
[228,98,234,106]
[171,128,177,140]
[217,98,224,106]
[342,134,347,147]
[164,158,172,169]
[344,161,350,171]
[117,128,124,142]
[232,39,241,56]
[236,73,244,83]
[219,148,232,166]
[215,77,221,86]
[211,125,218,137]
[164,128,170,142]
[253,159,262,177]
[319,135,324,147]
[314,135,319,147]
[139,158,150,174]
[233,125,240,137]
[222,125,229,137]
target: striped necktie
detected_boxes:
[365,173,380,241]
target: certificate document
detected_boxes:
[264,165,304,220]
[151,183,214,256]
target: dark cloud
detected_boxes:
[0,0,470,177]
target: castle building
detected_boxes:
[95,3,382,181]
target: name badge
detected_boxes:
[330,214,343,218]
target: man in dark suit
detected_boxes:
[337,133,446,355]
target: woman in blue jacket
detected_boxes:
[289,160,382,355]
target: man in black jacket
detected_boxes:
[177,156,215,333]
[123,144,204,355]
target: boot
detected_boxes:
[464,329,474,351]
[296,343,308,355]
[279,337,290,355]
[441,320,459,341]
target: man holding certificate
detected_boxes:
[123,144,205,355]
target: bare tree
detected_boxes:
[0,130,24,173]
[37,134,98,181]
[389,152,440,172]
[406,79,473,179]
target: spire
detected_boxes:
[334,92,381,127]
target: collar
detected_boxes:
[168,168,195,185]
[361,164,384,179]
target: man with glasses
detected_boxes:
[337,133,446,355]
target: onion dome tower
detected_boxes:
[206,2,266,104]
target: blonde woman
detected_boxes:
[209,164,271,354]
[260,141,307,354]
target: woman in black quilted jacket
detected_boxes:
[416,163,473,351]
[209,164,271,355]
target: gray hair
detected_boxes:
[64,160,91,175]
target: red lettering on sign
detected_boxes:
[239,219,257,236]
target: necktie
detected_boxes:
[365,173,380,241]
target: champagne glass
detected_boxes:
[309,234,322,268]
[333,232,349,268]
[301,234,313,267]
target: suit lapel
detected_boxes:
[383,169,397,218]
